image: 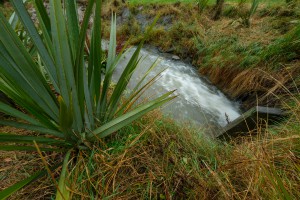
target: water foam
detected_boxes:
[113,47,241,127]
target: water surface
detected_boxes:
[111,46,241,128]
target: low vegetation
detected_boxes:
[105,0,300,108]
[0,0,299,199]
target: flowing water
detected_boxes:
[110,45,241,130]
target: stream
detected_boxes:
[110,45,241,132]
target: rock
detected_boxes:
[183,57,193,64]
[161,15,173,26]
[136,13,150,31]
[158,46,175,53]
[172,55,180,60]
[157,47,164,53]
[116,16,122,25]
[217,106,287,140]
[138,6,143,11]
[122,8,131,19]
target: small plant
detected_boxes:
[196,0,209,15]
[240,0,260,27]
[0,0,174,199]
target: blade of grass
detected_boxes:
[74,0,95,125]
[0,145,65,152]
[91,0,102,103]
[0,120,62,137]
[33,0,54,58]
[106,13,117,73]
[0,101,45,126]
[56,150,72,200]
[0,134,70,147]
[34,141,66,199]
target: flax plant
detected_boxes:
[0,0,174,199]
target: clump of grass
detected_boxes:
[102,0,126,16]
[66,111,227,199]
[117,18,141,38]
[0,1,13,18]
[263,23,300,64]
[239,0,260,27]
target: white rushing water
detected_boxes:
[112,46,241,127]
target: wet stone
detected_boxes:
[172,55,180,60]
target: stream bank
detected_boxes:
[101,1,300,110]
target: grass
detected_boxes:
[2,100,300,199]
[100,3,300,197]
[0,2,13,18]
[128,0,286,5]
[106,0,300,108]
[1,0,300,199]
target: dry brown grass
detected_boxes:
[0,148,55,200]
[200,62,300,109]
[0,126,63,199]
